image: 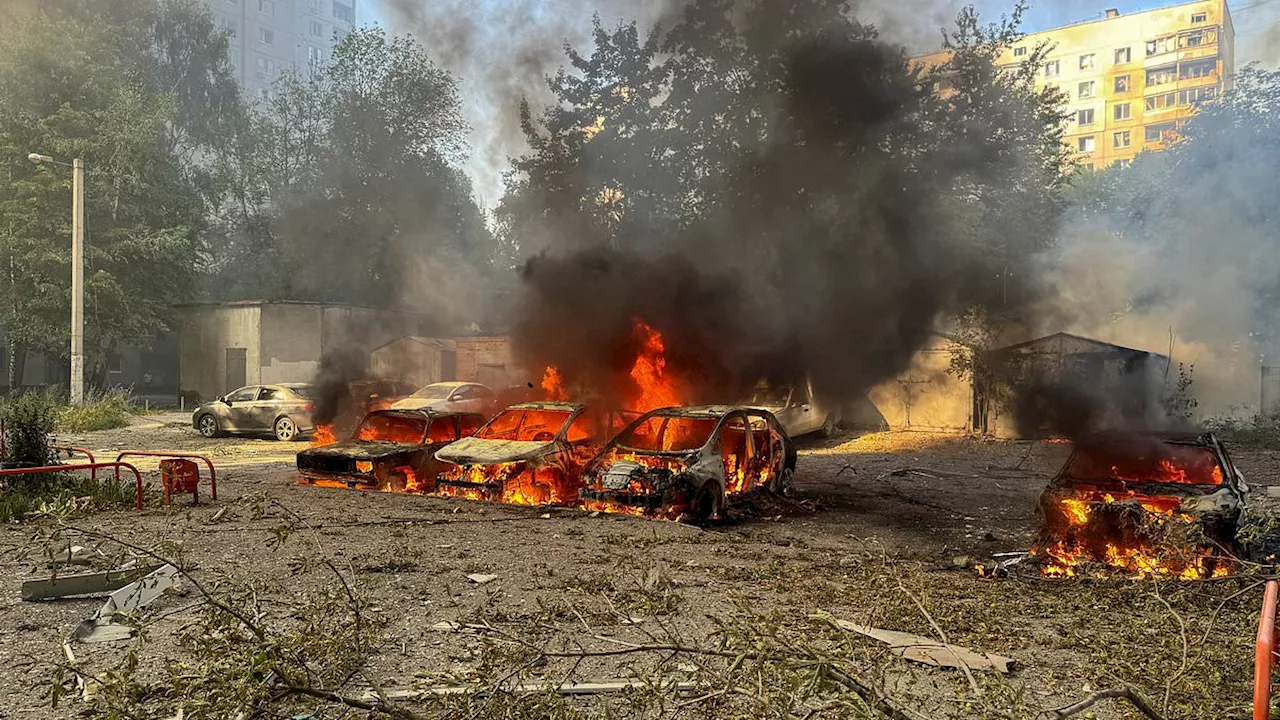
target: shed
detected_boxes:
[370,337,456,387]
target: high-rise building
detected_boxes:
[914,0,1234,170]
[202,0,357,103]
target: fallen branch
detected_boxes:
[1043,686,1165,720]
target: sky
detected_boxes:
[357,0,1280,204]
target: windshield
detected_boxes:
[617,416,718,452]
[410,384,455,400]
[749,384,791,406]
[476,409,573,442]
[287,385,315,399]
[1066,438,1224,486]
[355,414,427,444]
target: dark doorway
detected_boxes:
[225,348,247,393]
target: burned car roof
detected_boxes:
[644,405,751,418]
[505,401,586,412]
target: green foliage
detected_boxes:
[0,390,59,466]
[1159,362,1199,425]
[0,472,136,523]
[59,388,137,432]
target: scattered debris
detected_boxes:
[21,564,163,601]
[47,545,98,567]
[816,613,1014,674]
[465,573,498,584]
[361,679,701,701]
[73,564,180,643]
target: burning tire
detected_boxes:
[274,416,298,442]
[196,413,222,438]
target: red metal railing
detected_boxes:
[1256,580,1280,720]
[50,446,96,478]
[114,452,216,500]
[0,462,144,510]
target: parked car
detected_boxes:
[192,384,315,441]
[390,381,497,415]
[579,406,797,523]
[434,401,613,506]
[745,376,840,438]
[348,379,419,414]
[296,409,485,491]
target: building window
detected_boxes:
[311,20,323,37]
[256,56,276,76]
[308,46,322,63]
[1114,47,1131,64]
[1191,12,1207,23]
[1146,91,1177,111]
[308,0,320,9]
[1044,60,1060,77]
[219,17,237,38]
[1077,108,1095,125]
[1180,28,1217,48]
[1145,123,1176,142]
[1013,46,1027,57]
[1180,59,1217,80]
[1146,65,1177,86]
[258,0,274,16]
[1114,130,1131,149]
[1147,36,1175,56]
[1078,80,1096,99]
[1178,86,1218,105]
[1114,75,1130,92]
[106,353,123,373]
[1078,136,1095,152]
[1079,53,1095,70]
[332,1,354,23]
[258,27,274,45]
[1113,102,1131,121]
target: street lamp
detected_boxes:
[29,152,85,406]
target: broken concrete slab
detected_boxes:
[816,613,1014,674]
[73,564,180,643]
[22,564,163,601]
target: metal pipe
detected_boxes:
[1255,580,1279,720]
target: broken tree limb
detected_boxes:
[814,612,1014,674]
[21,564,163,601]
[1043,686,1165,720]
[362,679,701,701]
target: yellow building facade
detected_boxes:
[914,0,1234,169]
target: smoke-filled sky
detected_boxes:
[363,0,1280,206]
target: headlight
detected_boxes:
[355,461,374,473]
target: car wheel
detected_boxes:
[689,484,722,525]
[197,414,221,438]
[819,414,838,438]
[274,416,298,442]
[771,467,796,498]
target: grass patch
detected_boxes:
[58,388,137,432]
[0,472,138,522]
[1207,413,1280,450]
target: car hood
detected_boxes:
[390,397,446,411]
[435,437,554,465]
[298,440,420,460]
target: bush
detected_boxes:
[59,388,136,432]
[0,472,137,523]
[0,391,59,466]
[1206,412,1280,450]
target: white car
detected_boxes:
[746,377,841,438]
[390,382,496,416]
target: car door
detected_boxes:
[770,386,805,437]
[249,386,285,430]
[223,386,260,431]
[449,385,485,414]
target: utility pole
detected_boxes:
[71,158,84,406]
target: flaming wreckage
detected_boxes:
[580,406,797,522]
[1034,430,1277,579]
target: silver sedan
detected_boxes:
[192,384,315,441]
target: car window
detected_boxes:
[356,413,427,444]
[617,415,717,452]
[258,387,282,401]
[227,387,257,403]
[476,409,572,441]
[566,413,597,443]
[452,386,474,400]
[459,414,484,436]
[426,418,459,443]
[476,387,495,399]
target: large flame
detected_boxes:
[312,424,337,447]
[628,319,680,413]
[541,366,569,401]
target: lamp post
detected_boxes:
[28,152,85,406]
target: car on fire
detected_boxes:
[193,383,315,441]
[391,381,497,415]
[297,409,485,492]
[745,377,840,438]
[1036,430,1249,577]
[579,406,797,523]
[433,401,617,506]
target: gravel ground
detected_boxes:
[1,422,1276,718]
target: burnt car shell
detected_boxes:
[580,406,797,522]
[433,401,608,505]
[297,409,483,491]
[1037,430,1248,548]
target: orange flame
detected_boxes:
[312,424,337,447]
[628,319,680,413]
[542,366,569,401]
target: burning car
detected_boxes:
[1036,430,1248,579]
[580,406,797,523]
[434,401,613,505]
[297,409,485,492]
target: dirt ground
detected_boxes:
[1,416,1277,719]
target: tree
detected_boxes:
[0,1,235,389]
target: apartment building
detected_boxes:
[914,0,1234,169]
[202,0,357,103]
